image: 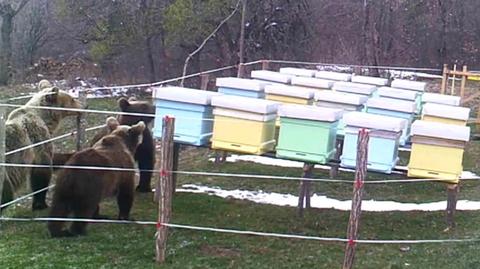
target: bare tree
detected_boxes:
[0,0,30,85]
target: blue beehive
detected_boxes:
[377,86,421,114]
[251,70,293,84]
[365,97,417,146]
[332,81,378,97]
[391,79,427,113]
[340,112,407,174]
[351,75,389,87]
[279,67,316,77]
[216,77,267,98]
[152,86,222,146]
[314,90,368,136]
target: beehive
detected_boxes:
[216,77,267,98]
[365,97,417,146]
[291,76,334,91]
[421,103,470,126]
[210,95,279,154]
[351,75,389,87]
[279,67,316,77]
[422,92,461,106]
[340,112,407,174]
[332,82,377,96]
[153,86,222,146]
[314,91,368,136]
[377,86,421,113]
[251,70,293,84]
[391,79,427,112]
[315,71,352,82]
[264,84,315,105]
[408,120,470,183]
[276,105,343,163]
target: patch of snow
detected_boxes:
[178,184,480,212]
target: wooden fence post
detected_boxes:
[262,60,270,70]
[76,90,87,151]
[441,64,449,95]
[200,74,210,91]
[342,128,369,269]
[451,64,457,95]
[445,183,459,230]
[0,107,6,210]
[460,65,467,101]
[330,138,344,179]
[155,116,175,263]
[297,163,314,217]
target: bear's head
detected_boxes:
[118,97,154,126]
[39,87,84,116]
[102,116,146,154]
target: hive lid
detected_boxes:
[153,86,222,105]
[391,79,426,92]
[343,111,407,132]
[213,108,277,122]
[315,71,352,82]
[264,84,315,99]
[332,82,377,95]
[211,95,279,114]
[291,76,334,89]
[411,120,470,141]
[367,97,417,113]
[278,104,343,122]
[279,67,316,77]
[377,87,419,101]
[314,90,368,105]
[216,77,267,92]
[351,75,389,86]
[251,70,292,84]
[422,92,461,106]
[422,103,470,121]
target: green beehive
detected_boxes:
[276,104,343,164]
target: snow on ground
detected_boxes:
[178,184,480,212]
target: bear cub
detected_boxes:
[48,117,145,237]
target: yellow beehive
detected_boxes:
[407,120,470,183]
[210,95,279,155]
[421,103,470,126]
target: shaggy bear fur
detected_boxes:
[89,97,155,192]
[2,81,82,210]
[48,118,145,237]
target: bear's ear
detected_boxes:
[45,87,59,104]
[118,98,130,111]
[106,117,119,132]
[38,80,52,90]
[130,121,146,135]
[101,136,117,146]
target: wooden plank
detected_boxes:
[156,116,175,263]
[297,163,314,217]
[262,60,270,71]
[343,129,369,269]
[460,65,467,100]
[330,138,344,179]
[451,64,457,95]
[441,64,448,95]
[445,184,459,231]
[200,74,210,91]
[0,108,6,209]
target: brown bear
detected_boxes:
[2,81,83,210]
[48,117,145,237]
[89,97,155,192]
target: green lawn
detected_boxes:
[1,93,480,268]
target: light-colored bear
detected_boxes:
[2,80,83,210]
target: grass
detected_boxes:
[1,89,480,268]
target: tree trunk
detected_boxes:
[0,12,14,85]
[145,36,157,82]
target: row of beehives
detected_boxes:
[152,67,471,183]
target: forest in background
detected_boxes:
[0,0,479,86]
